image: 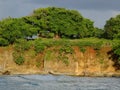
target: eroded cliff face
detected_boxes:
[0,46,119,76]
[44,46,116,76]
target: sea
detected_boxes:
[0,74,120,90]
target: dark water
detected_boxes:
[0,75,120,90]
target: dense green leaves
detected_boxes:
[3,7,120,45]
[13,55,25,65]
[93,28,104,38]
[0,7,98,46]
[0,38,9,46]
[34,39,46,53]
[0,17,32,44]
[104,15,120,39]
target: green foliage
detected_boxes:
[80,47,86,53]
[32,7,95,39]
[108,40,120,69]
[112,41,120,56]
[0,17,38,45]
[14,39,31,52]
[93,41,103,50]
[58,44,73,66]
[50,39,70,46]
[0,38,9,46]
[62,56,69,66]
[114,32,120,39]
[44,50,53,61]
[0,18,24,44]
[15,56,25,65]
[59,44,74,54]
[13,52,25,65]
[47,33,55,38]
[104,15,120,39]
[111,40,120,62]
[13,39,32,65]
[93,27,104,38]
[75,41,93,47]
[73,38,104,50]
[35,44,45,53]
[0,7,97,46]
[34,39,46,53]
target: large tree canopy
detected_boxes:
[104,15,120,39]
[24,7,95,38]
[0,7,96,45]
[0,17,37,44]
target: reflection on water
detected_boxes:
[0,74,120,90]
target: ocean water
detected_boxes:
[0,74,120,90]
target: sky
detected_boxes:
[0,0,120,28]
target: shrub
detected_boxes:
[59,44,74,54]
[0,38,9,46]
[13,55,25,65]
[112,42,120,61]
[80,47,86,53]
[58,44,73,66]
[35,44,45,53]
[14,39,31,51]
[44,50,53,61]
[92,41,103,50]
[34,39,45,53]
[47,33,55,38]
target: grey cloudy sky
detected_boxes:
[0,0,120,28]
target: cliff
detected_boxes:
[0,45,120,77]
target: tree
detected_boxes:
[0,7,96,46]
[0,17,20,44]
[0,17,38,44]
[31,7,95,38]
[104,15,120,39]
[93,27,104,38]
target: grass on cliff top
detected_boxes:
[6,37,119,50]
[32,37,113,48]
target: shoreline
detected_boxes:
[1,70,120,77]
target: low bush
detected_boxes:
[34,39,46,53]
[112,41,120,61]
[59,44,74,54]
[80,47,86,53]
[13,52,25,65]
[14,39,31,52]
[0,38,9,46]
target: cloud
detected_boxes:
[25,0,120,11]
[0,0,120,28]
[0,0,42,19]
[111,11,120,17]
[80,10,119,28]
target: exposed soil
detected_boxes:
[0,46,120,77]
